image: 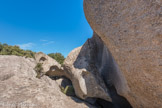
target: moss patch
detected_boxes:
[34,63,44,79]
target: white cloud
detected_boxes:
[18,43,34,50]
[42,41,55,45]
[40,39,48,42]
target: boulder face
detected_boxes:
[35,52,65,77]
[0,55,95,108]
[64,33,132,107]
[84,0,162,107]
[64,44,112,102]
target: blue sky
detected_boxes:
[0,0,93,57]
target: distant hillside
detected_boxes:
[0,42,65,64]
[48,53,65,65]
[0,43,35,58]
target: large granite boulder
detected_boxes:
[64,33,132,107]
[35,52,65,77]
[84,0,162,107]
[0,55,95,108]
[64,33,119,102]
[35,52,113,106]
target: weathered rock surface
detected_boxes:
[64,33,133,107]
[35,52,112,103]
[35,52,65,77]
[84,0,162,107]
[64,34,115,102]
[55,77,72,89]
[0,55,95,108]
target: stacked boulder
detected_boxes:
[83,0,162,107]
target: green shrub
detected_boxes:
[48,53,65,65]
[0,43,35,58]
[61,85,75,96]
[34,63,44,79]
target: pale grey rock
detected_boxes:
[84,0,162,107]
[0,55,95,108]
[55,77,72,88]
[64,34,116,102]
[35,52,65,77]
